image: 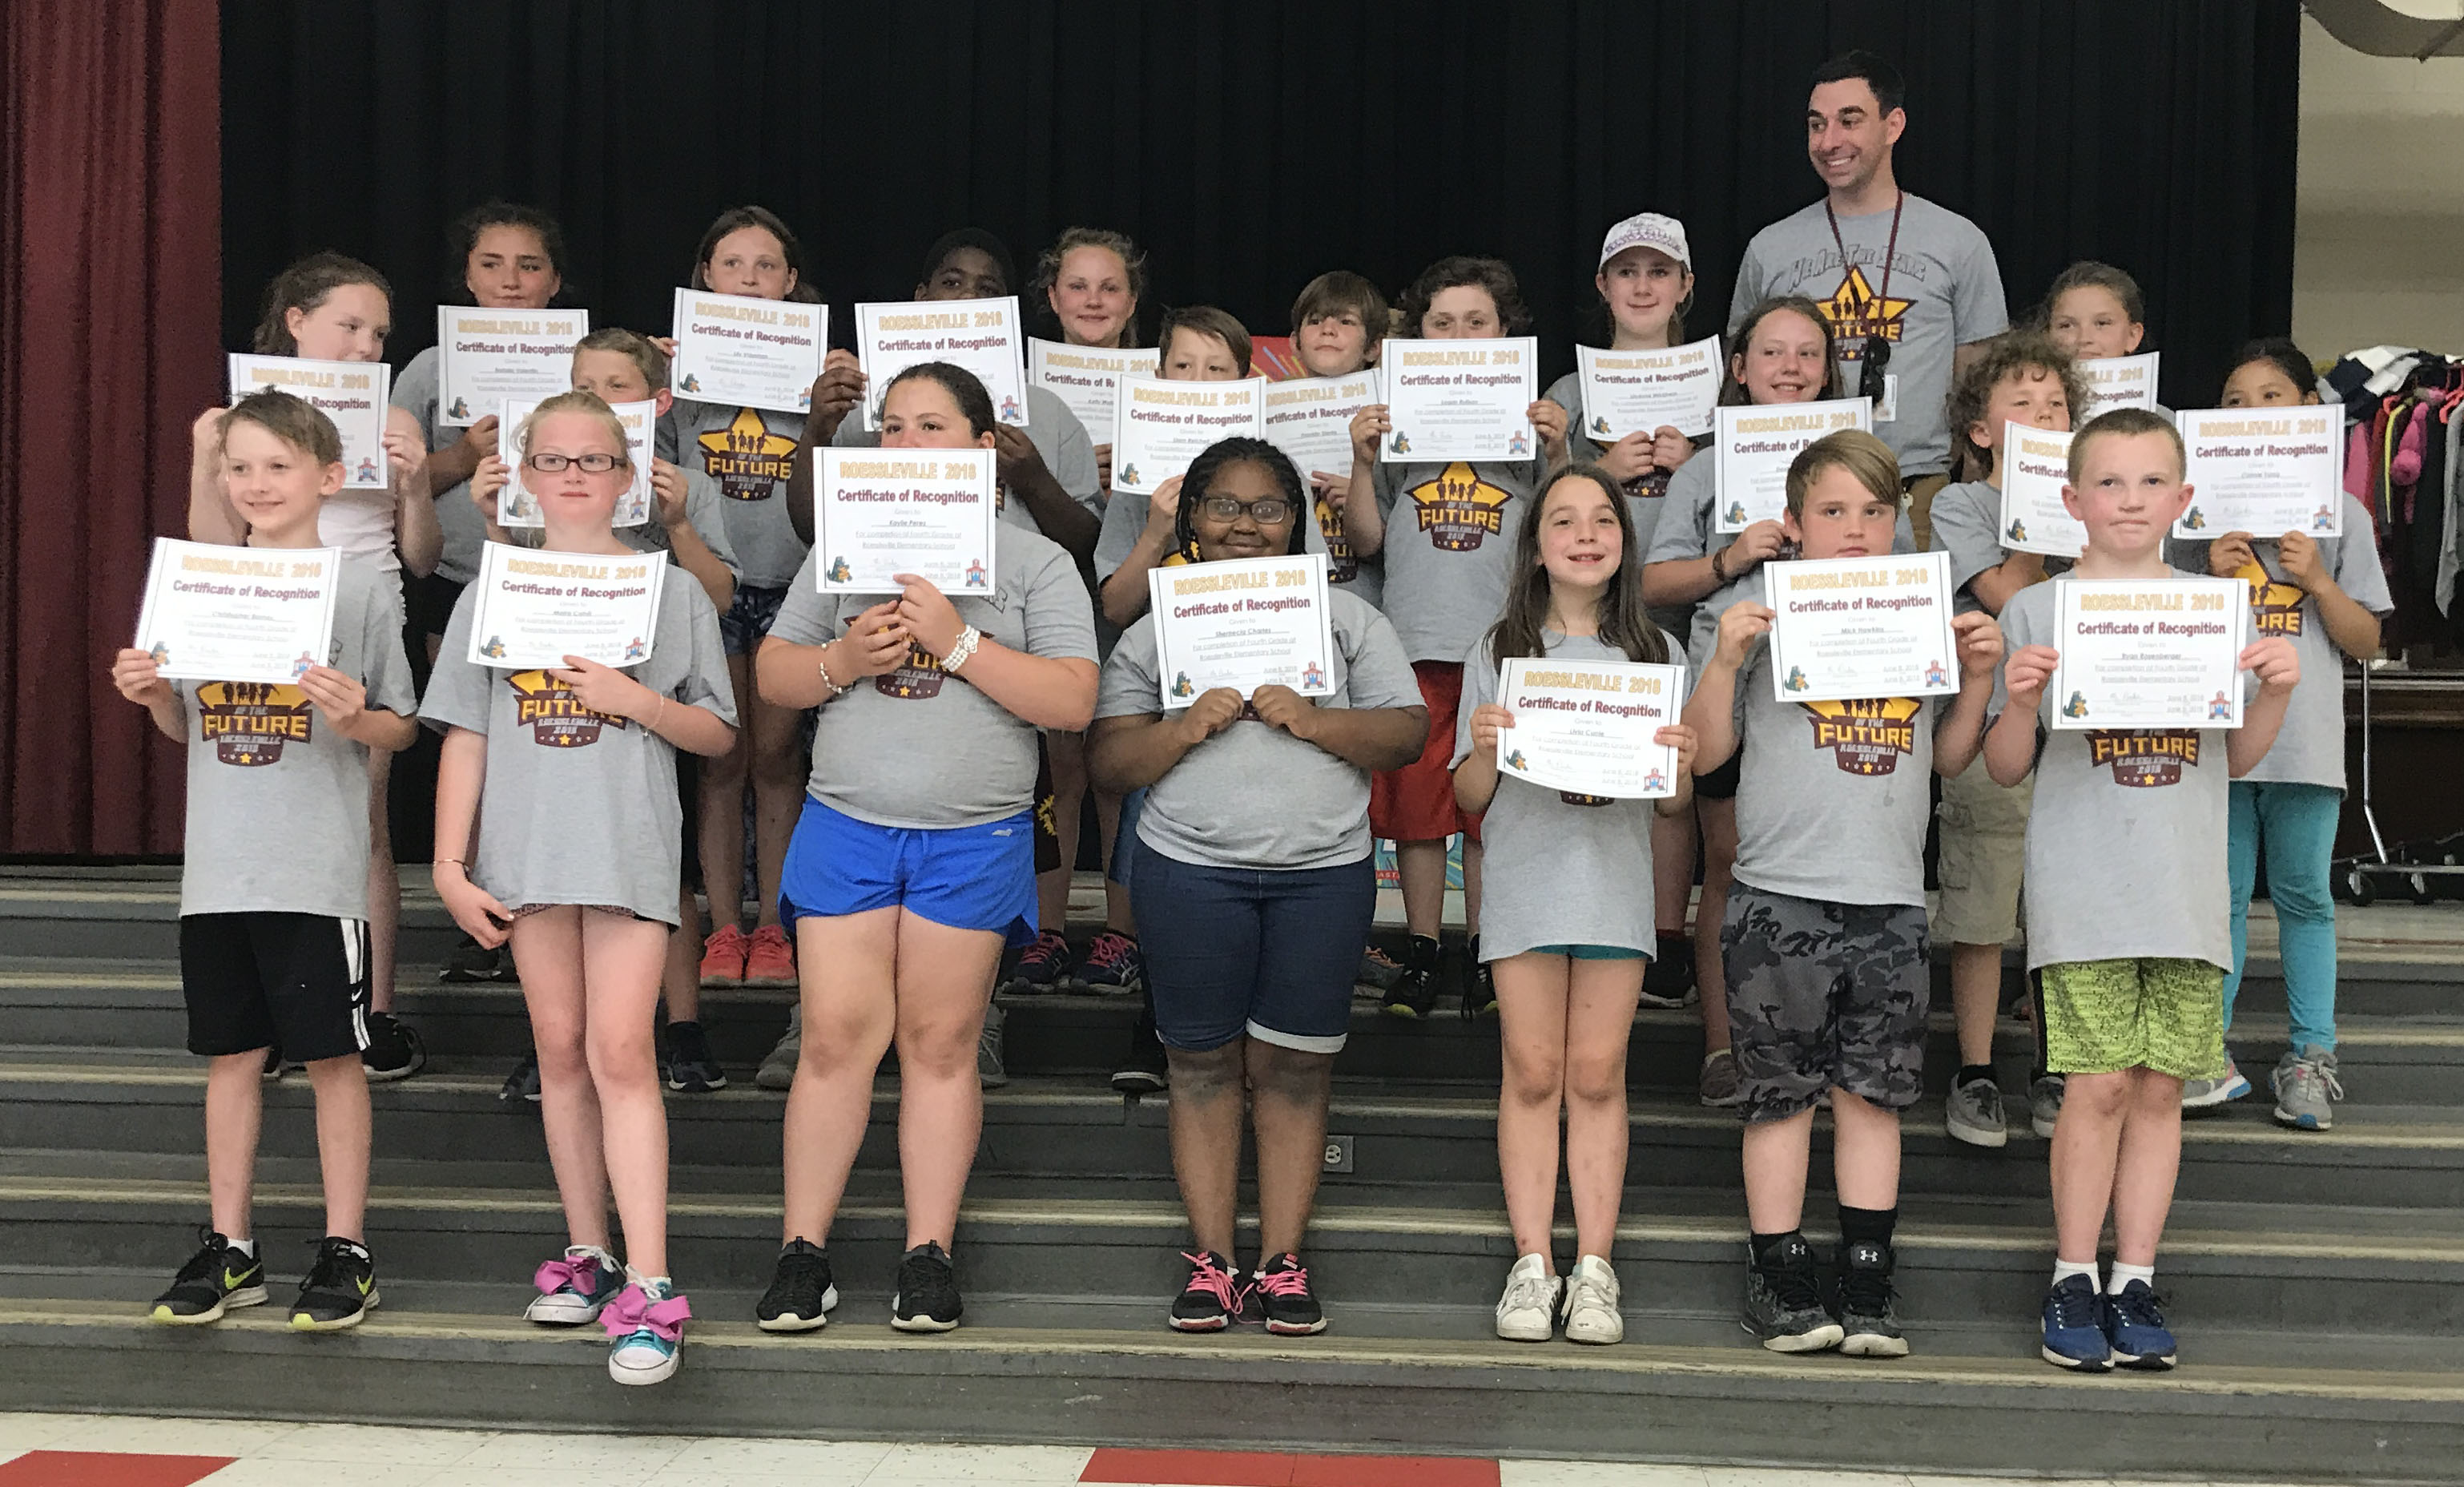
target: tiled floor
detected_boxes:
[0,1416,2351,1487]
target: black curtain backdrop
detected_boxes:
[221,0,2298,422]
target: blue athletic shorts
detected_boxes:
[1129,837,1374,1054]
[779,797,1037,946]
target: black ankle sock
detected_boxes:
[1838,1204,1898,1251]
[1957,1063,1996,1088]
[1749,1229,1803,1269]
[1407,933,1440,970]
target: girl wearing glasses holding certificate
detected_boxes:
[1089,437,1426,1336]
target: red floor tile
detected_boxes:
[0,1453,236,1487]
[1291,1456,1499,1487]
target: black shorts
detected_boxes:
[405,570,465,642]
[1695,750,1742,801]
[179,913,372,1062]
[1033,737,1061,875]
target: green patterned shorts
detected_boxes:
[2039,957,2227,1080]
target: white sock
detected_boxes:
[224,1237,256,1260]
[2051,1257,2099,1289]
[2108,1261,2155,1295]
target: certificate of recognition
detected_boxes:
[2049,577,2249,731]
[1575,336,1721,441]
[1379,336,1539,462]
[1262,371,1379,484]
[2077,352,2161,418]
[135,538,343,686]
[1713,397,1873,532]
[1112,375,1268,495]
[1762,551,1959,703]
[1997,422,2088,558]
[670,288,826,414]
[227,355,393,490]
[814,447,1000,595]
[2175,407,2344,539]
[495,399,657,529]
[1027,340,1149,437]
[856,296,1029,429]
[1496,657,1686,800]
[1146,554,1334,708]
[435,308,590,426]
[464,542,668,671]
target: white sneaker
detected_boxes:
[1561,1254,1623,1344]
[1494,1252,1561,1342]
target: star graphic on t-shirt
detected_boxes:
[695,407,799,501]
[1819,264,1914,349]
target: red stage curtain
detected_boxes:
[2,0,221,854]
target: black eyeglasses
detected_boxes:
[1198,497,1293,524]
[526,452,627,474]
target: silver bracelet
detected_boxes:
[816,646,854,700]
[942,624,983,674]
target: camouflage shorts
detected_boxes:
[1721,883,1931,1123]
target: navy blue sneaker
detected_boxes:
[2103,1279,2177,1370]
[2040,1273,2112,1372]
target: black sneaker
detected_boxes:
[360,1012,426,1082]
[1169,1249,1244,1332]
[290,1235,379,1330]
[500,1050,542,1103]
[755,1239,839,1332]
[1741,1235,1842,1352]
[151,1229,267,1324]
[891,1240,962,1332]
[1639,933,1696,1008]
[1111,1005,1168,1096]
[261,1046,287,1081]
[1835,1239,1908,1357]
[439,933,503,983]
[663,1019,728,1093]
[1458,936,1497,1020]
[1250,1252,1327,1336]
[1383,935,1440,1019]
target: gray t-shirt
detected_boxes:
[1929,478,2069,617]
[393,345,485,586]
[1370,454,1549,663]
[1997,578,2233,970]
[832,383,1101,543]
[659,398,810,590]
[1451,630,1681,959]
[1729,643,1945,908]
[174,558,416,920]
[1312,488,1383,611]
[1097,589,1418,870]
[419,577,736,925]
[502,465,741,585]
[768,523,1098,828]
[1728,193,2008,479]
[2169,494,2392,792]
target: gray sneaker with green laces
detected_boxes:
[2271,1045,2343,1130]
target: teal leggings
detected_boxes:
[2223,780,2341,1051]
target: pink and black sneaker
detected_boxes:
[1006,929,1073,993]
[1249,1253,1327,1336]
[1169,1249,1245,1332]
[1076,929,1145,993]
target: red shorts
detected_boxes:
[1370,660,1484,845]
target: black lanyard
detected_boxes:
[1826,191,1904,401]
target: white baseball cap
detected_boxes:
[1598,212,1691,272]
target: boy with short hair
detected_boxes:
[1290,271,1390,610]
[1685,430,2003,1357]
[111,390,417,1330]
[1985,408,2300,1372]
[1927,331,2088,1147]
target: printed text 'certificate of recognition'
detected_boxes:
[1027,340,1148,439]
[1763,550,1959,703]
[135,538,343,687]
[436,308,590,427]
[1497,657,1686,800]
[2050,577,2249,731]
[1713,397,1872,533]
[857,296,1029,430]
[1379,336,1538,463]
[1112,375,1268,496]
[227,355,392,490]
[2176,407,2343,540]
[2077,352,2160,418]
[464,542,669,671]
[1262,371,1379,484]
[1576,335,1721,440]
[1998,422,2088,558]
[670,288,826,415]
[495,399,656,530]
[1147,554,1335,708]
[815,447,1000,595]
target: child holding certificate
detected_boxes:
[1036,226,1149,490]
[425,393,740,1385]
[116,390,416,1332]
[1343,256,1566,1020]
[1289,271,1391,608]
[1451,465,1698,1346]
[1985,408,2300,1372]
[755,363,1097,1336]
[1927,332,2089,1147]
[2175,342,2390,1129]
[1687,430,2002,1357]
[191,252,437,1081]
[1089,438,1425,1336]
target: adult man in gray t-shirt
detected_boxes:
[1730,50,2008,549]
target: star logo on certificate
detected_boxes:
[2237,562,2306,639]
[1802,696,1921,776]
[2088,730,2200,787]
[196,682,312,766]
[1818,264,1914,349]
[696,408,798,502]
[1407,462,1512,551]
[508,670,629,747]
